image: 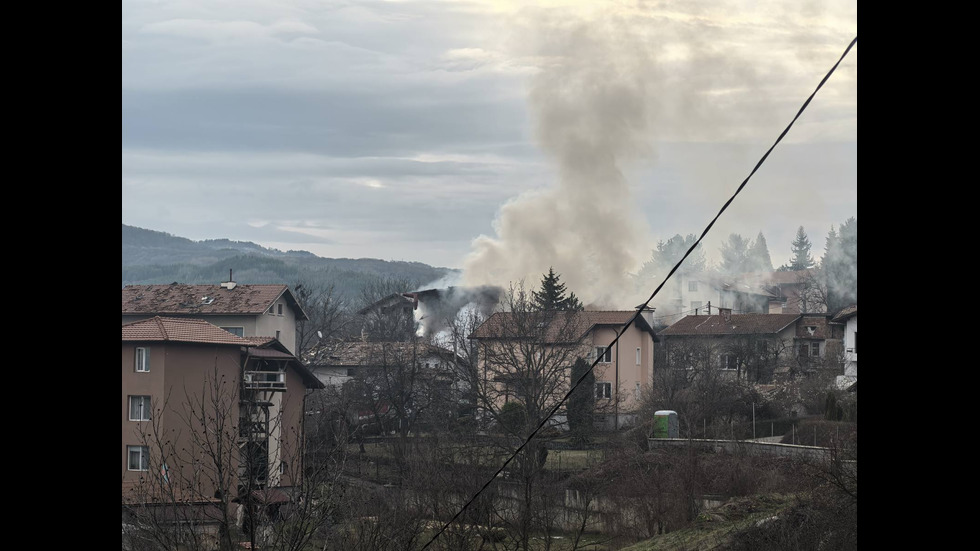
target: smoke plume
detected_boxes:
[462,15,657,308]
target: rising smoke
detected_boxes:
[459,5,854,311]
[415,285,503,337]
[462,14,659,308]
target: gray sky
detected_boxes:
[122,1,857,307]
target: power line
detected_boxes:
[420,35,857,550]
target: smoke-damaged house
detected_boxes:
[661,270,821,318]
[657,309,844,383]
[469,308,658,431]
[122,316,323,533]
[121,280,308,354]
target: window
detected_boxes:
[595,347,611,363]
[720,354,737,370]
[811,342,820,357]
[636,347,641,365]
[135,347,150,372]
[220,326,244,337]
[128,445,149,471]
[689,281,698,292]
[798,343,810,358]
[595,382,611,399]
[277,304,283,316]
[268,305,275,315]
[129,396,151,421]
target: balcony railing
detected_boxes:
[244,371,286,390]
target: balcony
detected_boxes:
[244,371,286,390]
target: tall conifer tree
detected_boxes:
[532,267,583,311]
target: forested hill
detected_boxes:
[122,224,457,300]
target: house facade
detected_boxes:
[832,305,857,388]
[122,281,308,355]
[122,316,323,515]
[656,270,821,319]
[469,308,658,430]
[657,309,844,383]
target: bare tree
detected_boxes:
[463,282,593,550]
[294,281,354,362]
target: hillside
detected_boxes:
[122,224,457,301]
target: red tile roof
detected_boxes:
[121,316,252,345]
[470,310,652,342]
[659,313,801,336]
[122,283,308,320]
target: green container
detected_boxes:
[653,410,678,438]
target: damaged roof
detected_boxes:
[659,313,801,337]
[122,283,308,321]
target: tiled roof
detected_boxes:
[122,283,308,320]
[832,305,858,322]
[470,310,651,342]
[312,341,463,367]
[659,313,801,336]
[122,316,252,345]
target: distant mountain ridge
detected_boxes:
[122,224,457,300]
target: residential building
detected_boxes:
[657,270,821,319]
[122,316,323,520]
[469,308,658,430]
[832,305,857,389]
[122,280,308,354]
[657,309,844,383]
[305,339,472,432]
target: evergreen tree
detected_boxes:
[748,231,774,273]
[532,267,583,311]
[635,234,706,285]
[567,357,595,442]
[789,226,815,270]
[720,233,751,273]
[821,218,857,312]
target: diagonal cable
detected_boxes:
[421,35,857,550]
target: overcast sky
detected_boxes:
[122,0,857,305]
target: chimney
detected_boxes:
[635,304,655,328]
[719,307,732,322]
[220,269,237,290]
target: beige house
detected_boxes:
[469,308,658,430]
[122,280,308,355]
[122,316,323,521]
